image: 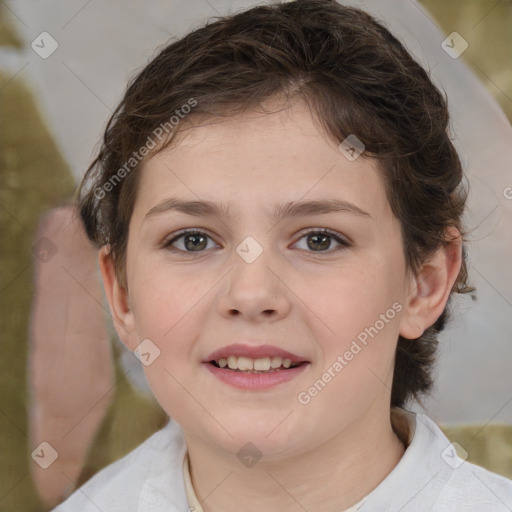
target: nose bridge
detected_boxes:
[218,235,291,321]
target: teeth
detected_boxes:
[254,357,270,371]
[214,355,298,372]
[270,356,282,369]
[237,357,253,371]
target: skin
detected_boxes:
[99,99,462,512]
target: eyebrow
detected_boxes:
[144,196,371,223]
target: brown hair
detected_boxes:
[76,0,473,408]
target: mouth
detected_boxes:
[203,344,310,390]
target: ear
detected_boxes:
[98,245,137,350]
[399,227,463,339]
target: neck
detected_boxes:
[184,405,406,512]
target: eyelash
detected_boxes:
[161,228,350,255]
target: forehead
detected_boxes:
[132,101,391,224]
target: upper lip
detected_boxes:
[204,343,309,364]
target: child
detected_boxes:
[53,0,512,510]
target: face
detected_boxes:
[104,100,422,460]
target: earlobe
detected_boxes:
[98,246,137,348]
[399,228,462,340]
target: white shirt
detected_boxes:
[182,453,366,511]
[51,410,512,511]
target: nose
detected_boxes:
[217,247,292,323]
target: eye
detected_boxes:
[162,228,350,255]
[162,229,218,253]
[293,228,350,253]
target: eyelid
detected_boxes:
[294,227,350,245]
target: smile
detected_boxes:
[204,344,310,390]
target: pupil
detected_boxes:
[185,233,207,251]
[308,233,330,251]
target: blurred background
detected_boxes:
[421,0,512,121]
[0,1,511,510]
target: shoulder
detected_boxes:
[51,418,188,512]
[364,410,512,511]
[434,457,512,511]
[409,412,512,511]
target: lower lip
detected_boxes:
[204,362,309,390]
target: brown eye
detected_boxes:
[183,233,208,251]
[294,229,349,253]
[163,230,216,253]
[306,232,331,251]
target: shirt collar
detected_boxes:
[137,418,189,512]
[360,408,455,512]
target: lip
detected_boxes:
[204,361,309,390]
[204,343,308,364]
[203,343,310,391]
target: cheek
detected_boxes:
[303,257,400,334]
[128,270,205,421]
[128,264,213,381]
[130,261,206,339]
[298,255,403,391]
[297,272,400,426]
